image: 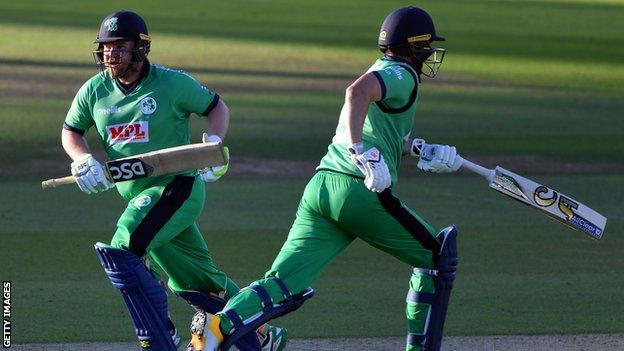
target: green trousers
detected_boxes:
[221,171,440,349]
[110,175,239,298]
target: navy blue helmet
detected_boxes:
[93,10,151,67]
[378,6,446,77]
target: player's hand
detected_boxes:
[199,133,229,183]
[349,142,391,192]
[410,138,462,173]
[70,153,115,194]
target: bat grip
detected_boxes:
[41,175,76,189]
[460,157,495,181]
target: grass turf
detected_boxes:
[0,0,623,344]
[2,175,622,342]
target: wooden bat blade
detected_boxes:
[131,141,225,177]
[41,142,226,189]
[461,158,607,240]
[489,166,607,239]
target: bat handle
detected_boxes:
[41,175,76,189]
[460,157,495,182]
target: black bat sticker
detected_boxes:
[106,159,154,182]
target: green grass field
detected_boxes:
[1,0,623,344]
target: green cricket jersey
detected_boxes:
[65,63,218,199]
[317,56,420,184]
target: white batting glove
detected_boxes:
[198,133,229,183]
[410,138,462,173]
[349,142,391,192]
[70,153,115,194]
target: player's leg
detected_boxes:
[187,171,356,351]
[149,223,266,350]
[139,176,285,351]
[94,243,177,351]
[100,175,202,350]
[339,186,458,351]
[175,287,286,351]
[149,223,239,298]
[111,175,204,257]
[207,224,347,351]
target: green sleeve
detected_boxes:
[173,71,218,116]
[64,81,94,131]
[373,65,417,109]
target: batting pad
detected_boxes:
[94,243,177,351]
[221,278,314,351]
[176,290,263,350]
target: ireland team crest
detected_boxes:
[140,97,157,115]
[134,195,152,208]
[104,17,118,32]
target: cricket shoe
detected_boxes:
[259,325,288,351]
[186,311,223,351]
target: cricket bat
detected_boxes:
[461,158,607,240]
[41,142,226,190]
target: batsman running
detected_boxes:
[60,10,286,351]
[187,6,460,351]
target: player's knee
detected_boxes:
[255,276,294,301]
[175,290,226,314]
[435,225,458,282]
[109,235,128,250]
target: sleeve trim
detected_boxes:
[63,122,85,135]
[202,94,220,116]
[371,71,387,101]
[374,64,418,114]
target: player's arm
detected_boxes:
[62,128,91,160]
[343,72,383,144]
[61,127,114,194]
[342,72,390,192]
[403,137,462,173]
[199,98,230,183]
[204,98,230,140]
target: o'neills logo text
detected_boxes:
[3,281,10,348]
[96,105,121,116]
[107,121,149,145]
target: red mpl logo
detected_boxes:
[107,121,149,144]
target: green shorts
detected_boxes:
[110,175,239,296]
[267,170,439,294]
[220,170,441,322]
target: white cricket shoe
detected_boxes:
[260,325,288,351]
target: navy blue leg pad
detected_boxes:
[176,290,227,313]
[425,225,458,351]
[176,291,261,351]
[94,243,176,351]
[220,278,314,351]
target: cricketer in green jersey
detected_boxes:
[61,10,286,351]
[187,6,461,351]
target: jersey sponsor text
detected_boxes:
[107,122,149,144]
[384,66,404,80]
